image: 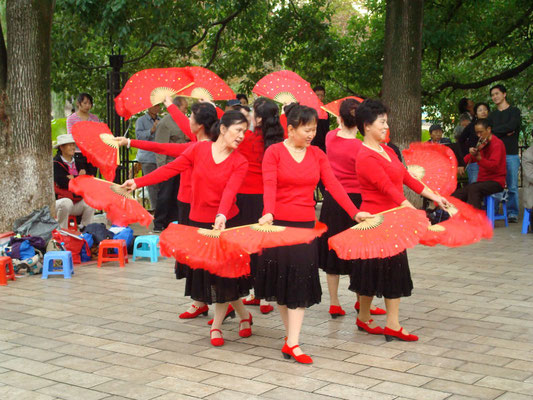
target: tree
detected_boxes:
[0,0,55,231]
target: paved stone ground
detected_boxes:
[0,217,531,400]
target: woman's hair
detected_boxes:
[474,102,490,118]
[339,98,359,128]
[355,99,388,136]
[210,110,248,141]
[231,104,251,113]
[458,97,470,114]
[191,102,218,140]
[77,93,93,106]
[253,97,284,149]
[285,103,318,129]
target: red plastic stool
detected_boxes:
[98,239,128,268]
[0,256,16,286]
[67,215,78,231]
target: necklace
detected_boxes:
[363,143,384,153]
[284,139,305,153]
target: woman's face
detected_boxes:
[476,105,489,119]
[60,143,76,158]
[288,120,317,148]
[364,114,388,142]
[220,121,247,149]
[77,97,93,113]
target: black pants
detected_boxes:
[153,175,180,230]
[451,180,503,210]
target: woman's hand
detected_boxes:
[113,137,129,147]
[164,95,173,108]
[214,214,226,230]
[434,195,450,210]
[354,211,373,223]
[121,179,137,192]
[67,174,74,180]
[78,169,86,176]
[258,213,274,225]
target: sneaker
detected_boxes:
[508,216,518,223]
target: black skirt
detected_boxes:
[177,218,252,304]
[235,193,263,278]
[174,201,191,280]
[254,220,321,309]
[318,191,362,275]
[348,250,413,299]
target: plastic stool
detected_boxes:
[522,209,531,234]
[98,239,128,268]
[0,256,16,286]
[42,251,74,279]
[67,215,78,231]
[485,193,508,228]
[132,235,160,263]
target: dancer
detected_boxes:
[350,99,448,342]
[255,104,371,364]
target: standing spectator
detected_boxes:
[427,124,451,144]
[312,85,330,152]
[135,104,161,210]
[488,84,522,222]
[237,94,249,105]
[454,97,474,139]
[460,102,491,183]
[523,145,533,231]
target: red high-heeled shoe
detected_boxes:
[239,313,253,338]
[356,318,384,335]
[242,297,261,305]
[281,343,313,364]
[210,329,224,346]
[260,304,274,314]
[207,304,236,325]
[354,301,386,315]
[329,305,346,319]
[384,326,418,342]
[179,304,209,319]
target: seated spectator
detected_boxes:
[459,102,490,184]
[225,99,241,111]
[53,134,95,230]
[237,93,249,105]
[427,124,451,144]
[523,145,533,230]
[451,119,506,209]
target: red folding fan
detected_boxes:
[68,175,153,227]
[159,224,250,278]
[72,121,119,182]
[403,142,457,197]
[252,70,328,119]
[114,68,194,120]
[177,66,235,101]
[220,221,327,254]
[328,206,429,260]
[321,96,364,117]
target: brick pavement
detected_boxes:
[0,219,531,399]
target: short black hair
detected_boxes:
[77,93,93,106]
[474,118,491,130]
[231,104,251,112]
[285,103,318,129]
[236,94,248,102]
[191,102,218,140]
[339,98,359,128]
[490,84,507,94]
[429,124,443,133]
[458,97,470,114]
[474,102,490,116]
[313,85,325,93]
[355,99,388,136]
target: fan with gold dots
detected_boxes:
[328,206,429,260]
[114,68,194,120]
[159,223,250,278]
[252,70,328,119]
[177,66,235,101]
[321,96,364,118]
[68,175,153,227]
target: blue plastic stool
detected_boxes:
[485,193,508,228]
[132,235,160,262]
[522,209,531,234]
[42,251,74,279]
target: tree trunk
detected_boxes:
[0,0,55,232]
[381,0,424,150]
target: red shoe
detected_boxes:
[207,304,235,326]
[179,304,208,319]
[260,304,274,314]
[384,326,418,342]
[210,329,224,346]
[354,301,386,315]
[356,318,384,335]
[329,305,346,319]
[242,297,261,305]
[281,343,313,364]
[239,313,253,338]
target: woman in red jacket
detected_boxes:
[122,111,253,346]
[351,99,448,342]
[256,104,371,364]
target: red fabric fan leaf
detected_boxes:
[72,121,119,182]
[220,221,327,254]
[328,206,429,260]
[114,68,194,120]
[445,197,493,239]
[68,175,153,227]
[178,66,235,101]
[402,142,457,196]
[321,96,364,117]
[252,70,328,119]
[159,224,250,279]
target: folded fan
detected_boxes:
[328,206,429,260]
[321,96,364,117]
[220,221,327,254]
[178,66,235,101]
[68,175,153,227]
[159,223,250,278]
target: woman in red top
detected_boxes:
[351,99,448,342]
[256,104,371,364]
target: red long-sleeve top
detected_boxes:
[237,129,264,194]
[135,141,248,222]
[280,114,288,139]
[356,145,425,214]
[262,143,359,221]
[325,129,362,193]
[464,135,506,188]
